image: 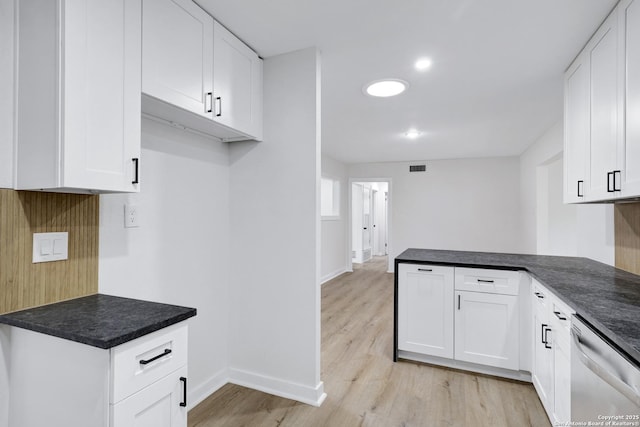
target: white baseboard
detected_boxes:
[188,368,229,411]
[228,367,327,407]
[320,267,348,285]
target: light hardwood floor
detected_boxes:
[189,257,551,427]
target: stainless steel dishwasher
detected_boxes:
[571,315,640,422]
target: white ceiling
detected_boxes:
[196,0,616,164]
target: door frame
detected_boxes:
[348,177,393,273]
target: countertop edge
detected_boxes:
[0,309,197,349]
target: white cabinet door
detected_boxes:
[553,328,571,424]
[564,51,590,203]
[16,0,141,193]
[397,264,454,358]
[64,0,141,192]
[213,21,263,140]
[454,291,519,370]
[142,0,213,118]
[111,367,187,427]
[621,0,640,197]
[532,286,554,414]
[588,11,621,200]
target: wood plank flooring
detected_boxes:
[188,257,550,427]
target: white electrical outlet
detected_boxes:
[33,232,68,263]
[124,204,140,228]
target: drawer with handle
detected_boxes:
[111,322,188,404]
[454,267,521,295]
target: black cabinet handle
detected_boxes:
[215,97,222,117]
[458,294,461,310]
[541,324,547,344]
[205,92,213,113]
[553,311,567,321]
[607,172,614,192]
[577,180,584,197]
[180,377,187,407]
[139,348,171,365]
[417,268,432,272]
[132,158,139,184]
[477,279,494,283]
[544,327,552,349]
[534,292,544,299]
[614,170,622,191]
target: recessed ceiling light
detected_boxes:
[415,58,432,71]
[405,129,422,139]
[364,79,408,97]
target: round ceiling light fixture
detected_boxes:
[415,57,433,71]
[405,129,422,139]
[364,79,409,97]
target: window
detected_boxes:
[321,177,340,220]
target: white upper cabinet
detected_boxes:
[564,0,640,202]
[15,0,141,193]
[620,0,640,197]
[563,52,590,203]
[142,0,213,118]
[588,11,621,201]
[213,21,263,140]
[141,0,263,141]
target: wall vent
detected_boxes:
[409,164,426,172]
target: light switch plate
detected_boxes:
[33,232,68,263]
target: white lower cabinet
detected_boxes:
[531,279,574,425]
[397,264,454,358]
[6,322,188,427]
[532,284,554,409]
[454,291,519,370]
[111,366,187,427]
[397,264,522,376]
[397,263,575,425]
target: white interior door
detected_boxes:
[362,186,371,261]
[371,189,378,255]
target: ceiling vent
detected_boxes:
[409,164,426,172]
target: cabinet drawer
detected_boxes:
[111,322,188,404]
[551,301,574,347]
[454,267,520,295]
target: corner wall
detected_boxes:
[321,154,348,283]
[99,118,231,408]
[519,120,614,265]
[228,48,324,405]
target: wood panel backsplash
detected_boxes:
[0,190,98,314]
[615,202,640,275]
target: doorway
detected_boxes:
[349,179,391,273]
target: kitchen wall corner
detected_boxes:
[0,189,99,314]
[614,202,640,275]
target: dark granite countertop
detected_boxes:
[0,294,197,349]
[396,248,640,364]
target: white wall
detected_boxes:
[228,48,325,406]
[99,118,230,407]
[520,120,614,264]
[536,155,577,256]
[349,157,523,266]
[0,0,14,188]
[321,154,348,283]
[0,4,13,423]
